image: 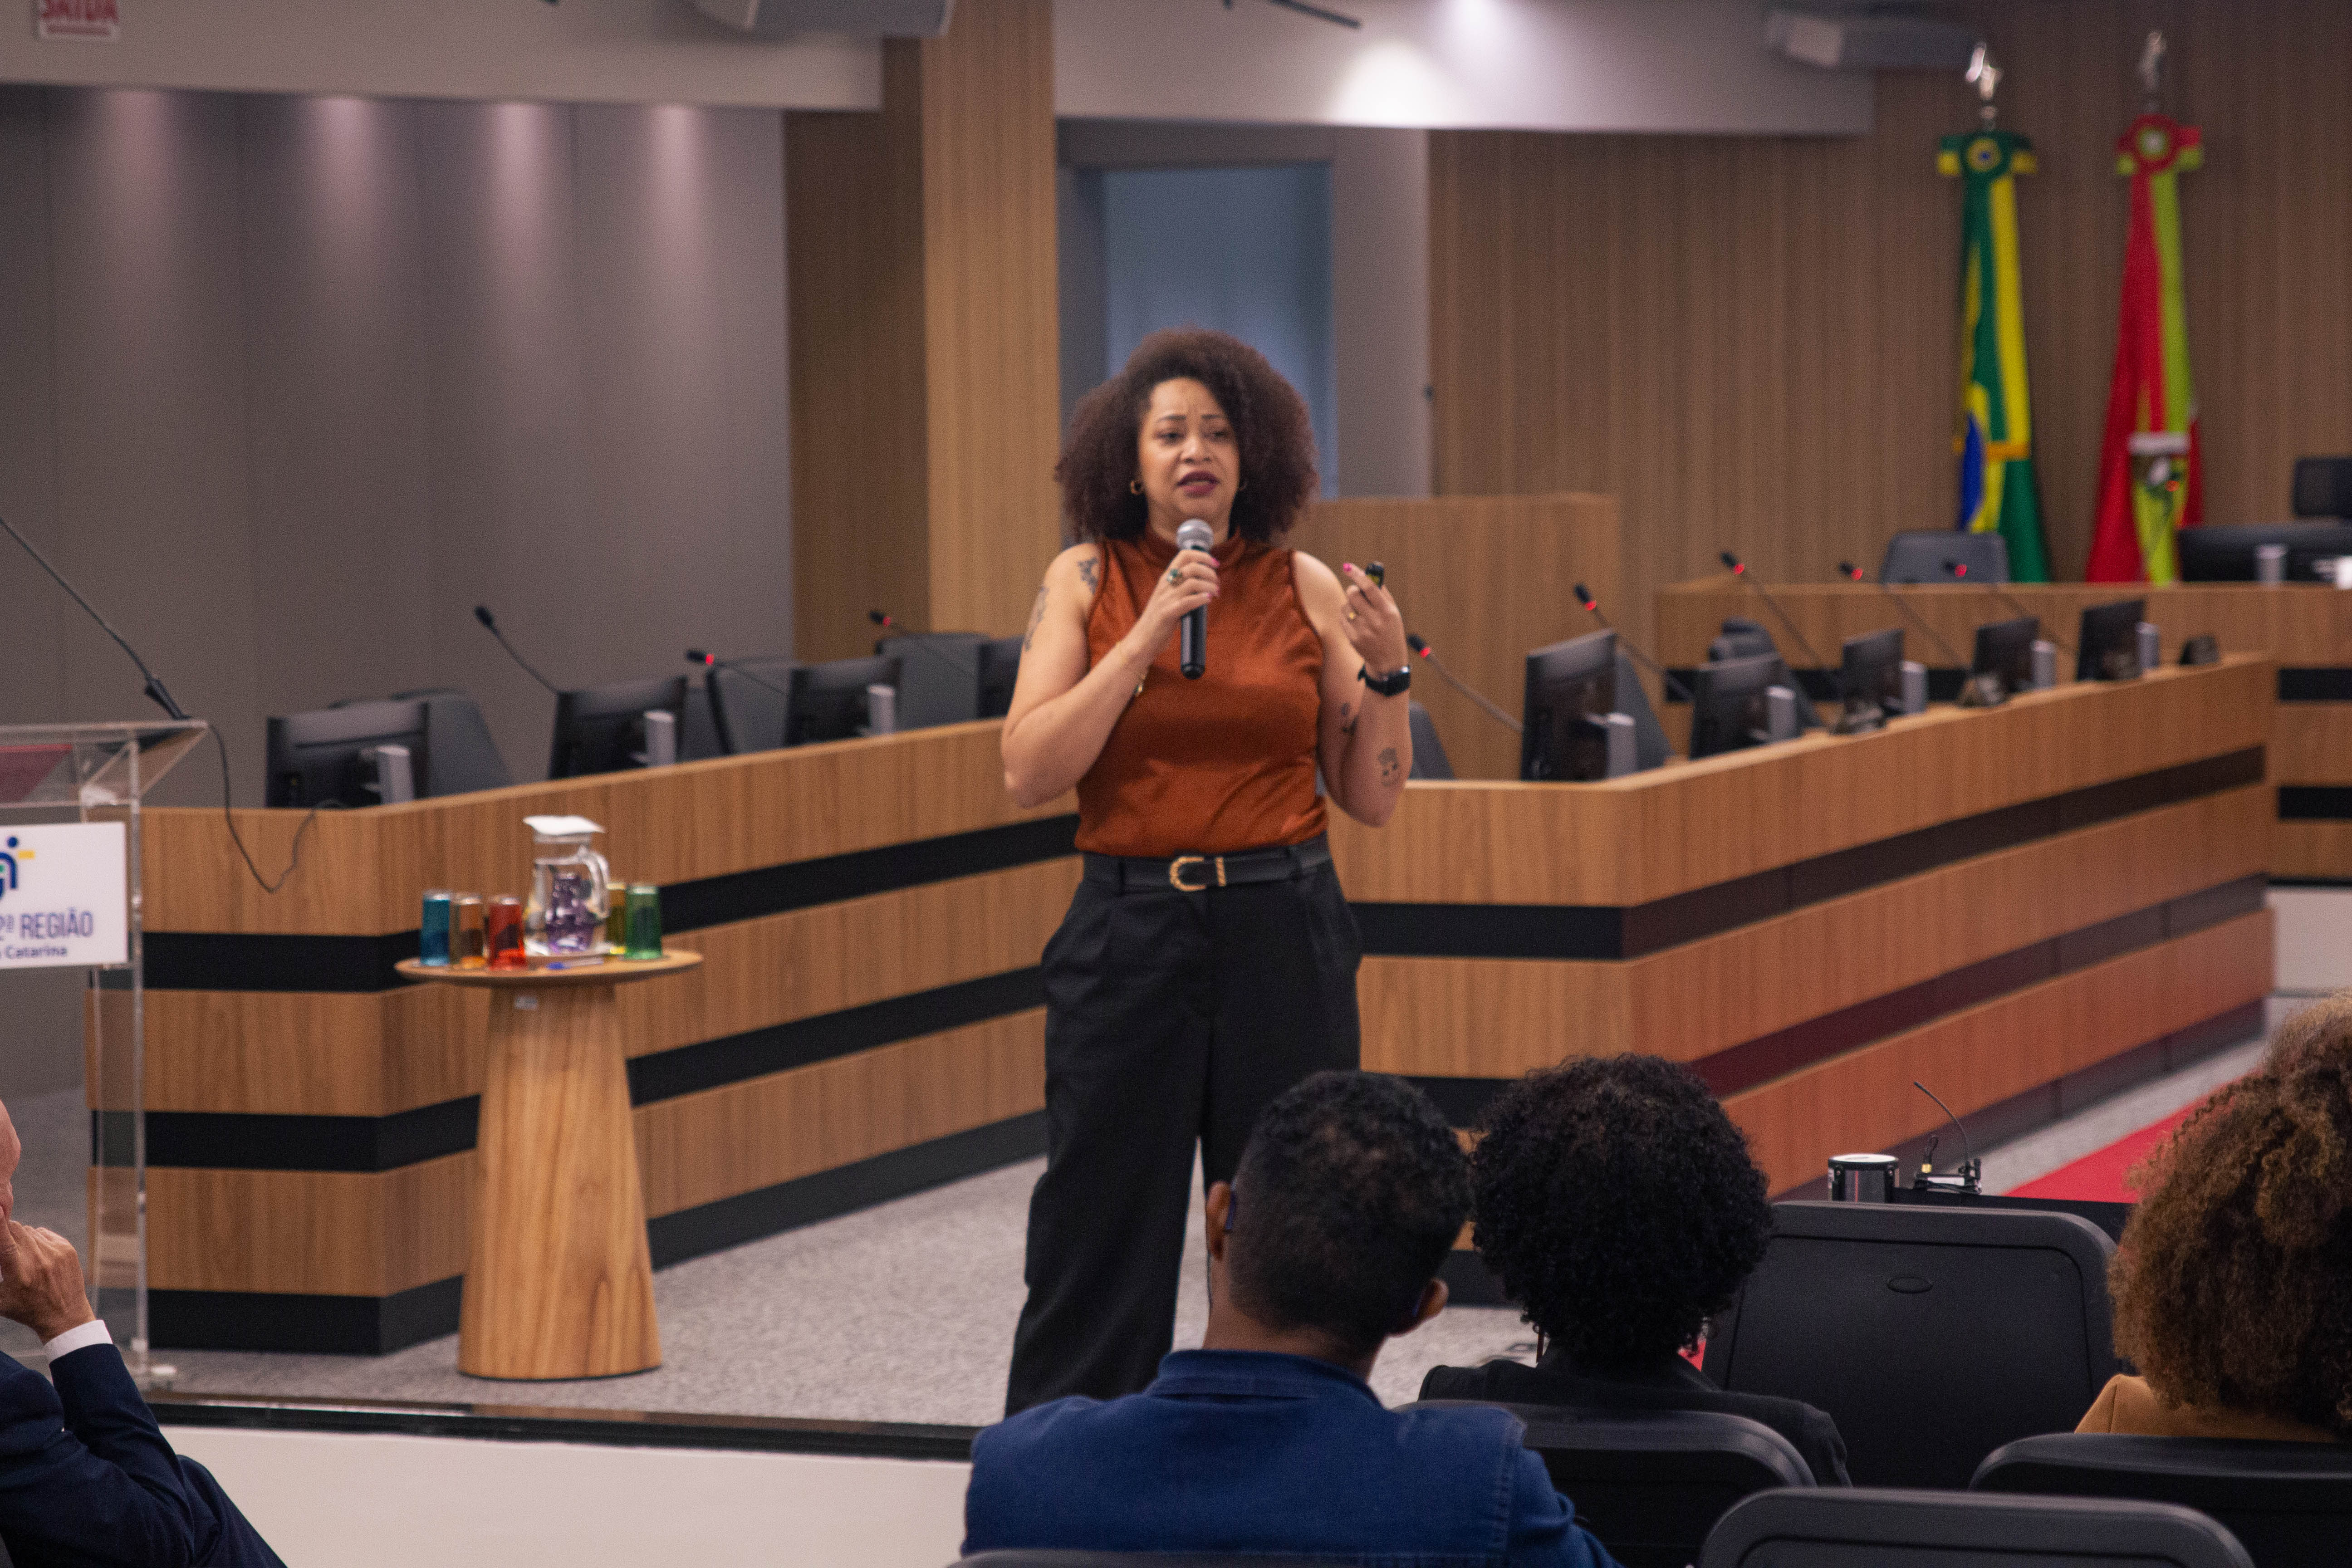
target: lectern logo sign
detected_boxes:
[34,0,120,42]
[0,823,126,969]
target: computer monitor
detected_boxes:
[708,657,795,755]
[1688,652,1789,760]
[266,699,431,808]
[1834,627,1905,734]
[1972,615,2040,696]
[785,654,902,746]
[876,632,986,729]
[1519,631,1618,781]
[977,636,1023,719]
[2176,520,2352,581]
[2076,598,2146,683]
[548,675,689,779]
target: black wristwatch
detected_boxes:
[1359,663,1412,698]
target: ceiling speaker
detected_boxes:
[691,0,953,39]
[1766,8,1978,71]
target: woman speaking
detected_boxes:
[999,328,1414,1412]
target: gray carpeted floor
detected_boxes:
[0,999,2291,1421]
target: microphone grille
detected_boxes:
[1175,519,1214,551]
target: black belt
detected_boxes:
[1084,836,1332,893]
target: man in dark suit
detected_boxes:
[1421,1054,1850,1485]
[0,1096,285,1567]
[965,1072,1622,1566]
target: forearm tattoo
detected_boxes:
[1338,700,1357,738]
[1378,746,1401,786]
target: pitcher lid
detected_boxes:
[523,814,604,838]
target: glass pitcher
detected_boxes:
[522,814,612,957]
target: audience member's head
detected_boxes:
[1472,1054,1770,1369]
[2110,997,2352,1438]
[1207,1071,1471,1367]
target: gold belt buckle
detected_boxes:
[1169,854,1209,892]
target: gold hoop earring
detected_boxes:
[1130,479,1142,495]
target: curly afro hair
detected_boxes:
[1057,326,1319,544]
[1228,1071,1471,1360]
[2109,995,2352,1436]
[1471,1054,1770,1369]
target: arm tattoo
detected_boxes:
[1377,746,1401,787]
[1076,556,1099,593]
[1338,701,1357,738]
[1021,582,1049,651]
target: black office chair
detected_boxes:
[1707,619,1822,731]
[2290,455,2352,518]
[977,635,1023,719]
[1409,1402,1812,1568]
[335,688,512,796]
[1700,1202,2122,1490]
[1406,701,1453,779]
[707,655,796,755]
[878,630,989,730]
[955,1557,1339,1567]
[1975,1433,2352,1567]
[1699,1488,2253,1568]
[1880,529,2011,584]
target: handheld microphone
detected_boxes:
[687,649,792,699]
[868,609,978,681]
[1941,563,2074,652]
[1406,633,1520,732]
[475,605,561,694]
[1720,550,1832,673]
[2,513,187,719]
[1574,583,1693,704]
[1176,519,1212,679]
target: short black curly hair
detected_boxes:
[1471,1055,1771,1369]
[1056,326,1319,544]
[1227,1071,1471,1359]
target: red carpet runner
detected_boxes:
[2005,1104,2200,1204]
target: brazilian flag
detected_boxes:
[1939,129,2052,583]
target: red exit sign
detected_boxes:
[35,0,121,42]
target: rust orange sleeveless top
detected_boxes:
[1076,531,1326,857]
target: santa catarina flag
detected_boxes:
[2086,114,2203,583]
[1940,128,2052,583]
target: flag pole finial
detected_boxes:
[1966,43,2002,127]
[2138,30,2167,113]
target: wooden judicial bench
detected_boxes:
[1660,576,2352,882]
[1333,655,2274,1290]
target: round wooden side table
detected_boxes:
[395,950,701,1380]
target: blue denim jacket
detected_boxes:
[965,1349,1622,1567]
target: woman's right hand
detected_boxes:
[1128,547,1219,655]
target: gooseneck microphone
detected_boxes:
[1406,634,1520,732]
[1942,563,2075,652]
[1838,561,1966,666]
[1574,583,1694,704]
[1,513,187,719]
[1176,519,1213,679]
[1720,550,1831,672]
[474,605,561,694]
[686,649,792,698]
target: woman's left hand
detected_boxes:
[1338,563,1410,675]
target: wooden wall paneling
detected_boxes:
[1725,908,2272,1194]
[907,0,1062,642]
[1361,781,2266,1081]
[147,1154,473,1297]
[142,858,1077,1116]
[785,107,929,671]
[1434,1,2352,655]
[1291,495,1622,781]
[2273,706,2352,787]
[635,1007,1044,1218]
[1330,656,2270,907]
[142,720,1068,935]
[2273,823,2352,884]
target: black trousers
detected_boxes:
[1003,852,1362,1414]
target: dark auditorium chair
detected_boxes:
[708,655,796,755]
[338,688,512,795]
[1974,1433,2352,1568]
[1879,529,2011,584]
[955,1557,1320,1567]
[878,630,990,730]
[1697,1488,2253,1568]
[1700,1202,2122,1490]
[1406,701,1453,779]
[1410,1402,1813,1568]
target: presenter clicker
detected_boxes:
[999,328,1413,1412]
